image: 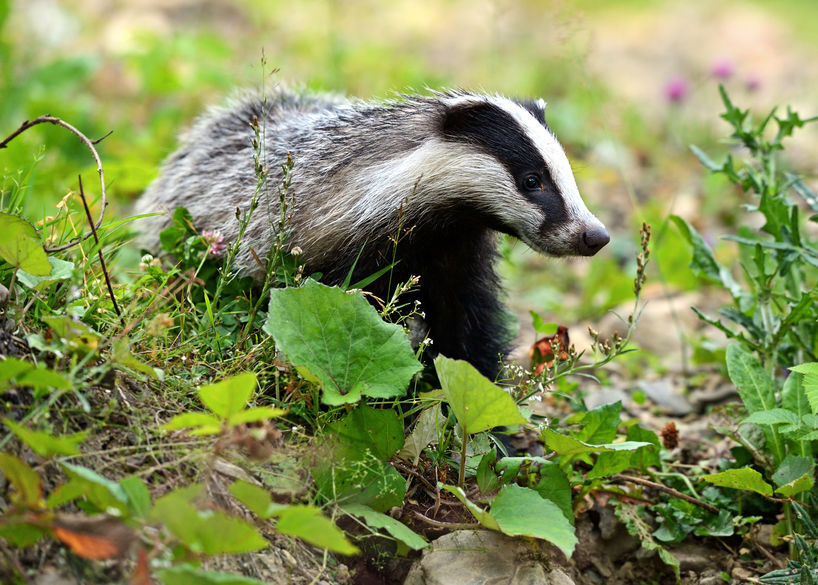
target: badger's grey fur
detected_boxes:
[135,86,609,378]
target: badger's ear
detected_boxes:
[518,98,547,127]
[440,100,504,142]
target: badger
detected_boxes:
[135,86,609,378]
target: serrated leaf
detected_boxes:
[490,484,577,558]
[670,215,743,297]
[435,356,526,434]
[3,418,87,457]
[265,280,422,405]
[343,504,427,550]
[198,372,257,419]
[790,363,818,414]
[0,212,51,275]
[276,506,359,555]
[743,408,801,427]
[574,401,622,444]
[703,468,773,496]
[727,344,777,414]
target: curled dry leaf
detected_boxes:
[52,513,136,560]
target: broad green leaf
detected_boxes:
[313,453,406,513]
[162,412,223,435]
[790,363,818,414]
[529,311,558,335]
[435,356,526,434]
[229,480,286,519]
[3,419,87,457]
[440,484,500,530]
[343,503,427,550]
[0,521,46,547]
[772,455,814,498]
[586,450,635,480]
[157,564,269,585]
[151,485,267,554]
[119,476,152,519]
[743,408,800,427]
[60,462,129,515]
[626,425,662,470]
[726,344,776,413]
[703,468,773,497]
[275,506,359,555]
[327,404,404,461]
[542,428,650,459]
[0,212,51,275]
[265,280,422,405]
[574,401,622,444]
[533,462,573,523]
[490,484,577,558]
[0,453,42,508]
[16,367,72,391]
[17,257,74,290]
[198,372,257,419]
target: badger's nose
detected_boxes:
[578,227,610,256]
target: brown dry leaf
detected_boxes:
[130,548,152,585]
[52,513,135,560]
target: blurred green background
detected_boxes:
[2,0,817,354]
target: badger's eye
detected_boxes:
[523,174,541,191]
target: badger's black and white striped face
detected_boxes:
[438,94,609,257]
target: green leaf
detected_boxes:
[398,403,444,464]
[343,504,427,550]
[119,476,152,519]
[161,412,223,435]
[0,453,42,508]
[490,485,577,558]
[574,401,622,444]
[533,461,573,523]
[440,484,500,530]
[726,344,776,414]
[670,215,743,297]
[529,311,558,335]
[3,419,87,457]
[265,279,422,405]
[541,428,650,459]
[150,485,267,554]
[586,450,636,479]
[198,372,257,419]
[112,339,159,379]
[689,144,721,171]
[435,356,526,434]
[59,463,129,514]
[626,425,662,470]
[156,564,269,585]
[228,406,287,425]
[0,212,51,275]
[790,363,818,414]
[743,408,800,427]
[772,455,814,498]
[276,506,359,555]
[17,257,74,290]
[703,468,773,497]
[229,480,286,519]
[328,403,404,461]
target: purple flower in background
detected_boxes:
[665,77,689,103]
[710,59,734,80]
[745,74,762,92]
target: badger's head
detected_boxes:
[436,93,609,257]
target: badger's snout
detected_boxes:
[578,227,610,256]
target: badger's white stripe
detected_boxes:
[300,139,545,256]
